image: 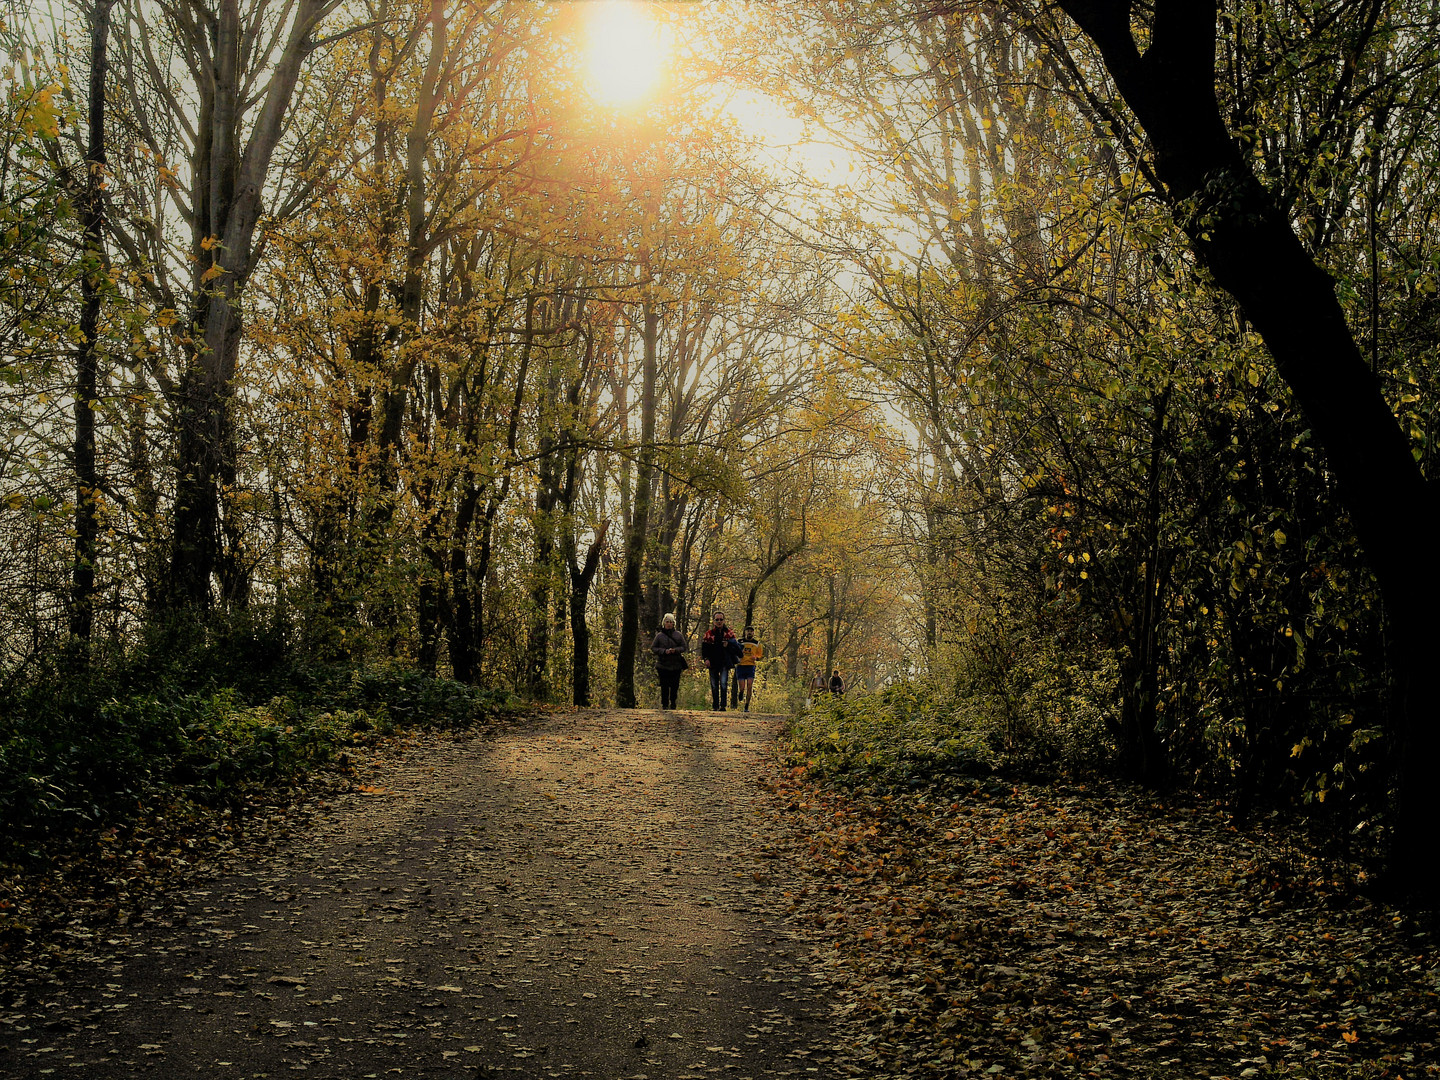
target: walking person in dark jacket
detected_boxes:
[651,613,688,711]
[700,609,742,711]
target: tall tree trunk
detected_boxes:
[167,0,331,609]
[825,577,839,678]
[569,521,609,707]
[528,462,558,700]
[784,626,801,679]
[616,302,659,708]
[922,502,940,662]
[445,483,481,681]
[374,0,447,477]
[169,335,234,608]
[527,349,563,699]
[468,306,535,673]
[743,528,807,631]
[356,0,449,644]
[647,485,691,632]
[218,421,251,608]
[126,377,164,614]
[415,471,444,674]
[71,0,114,649]
[1117,388,1171,783]
[1054,0,1440,899]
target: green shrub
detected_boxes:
[168,690,374,800]
[0,644,520,865]
[788,682,997,789]
[789,662,1120,792]
[339,661,517,728]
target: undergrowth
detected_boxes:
[787,682,999,791]
[787,677,1116,792]
[0,619,520,869]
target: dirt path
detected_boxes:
[0,709,860,1079]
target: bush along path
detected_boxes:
[765,757,1440,1079]
[0,708,862,1079]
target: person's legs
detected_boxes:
[737,676,753,711]
[710,670,721,710]
[717,667,730,710]
[659,670,679,709]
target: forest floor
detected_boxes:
[1,707,1437,1080]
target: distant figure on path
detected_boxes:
[735,626,762,712]
[808,671,827,707]
[651,613,688,710]
[829,670,845,696]
[701,609,742,711]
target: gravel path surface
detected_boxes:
[0,708,859,1079]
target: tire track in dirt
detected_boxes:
[0,708,862,1079]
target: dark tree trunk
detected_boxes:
[374,0,447,479]
[1117,389,1171,784]
[125,377,164,613]
[616,303,659,708]
[70,0,115,649]
[673,502,704,631]
[169,335,235,608]
[645,483,689,635]
[1055,0,1440,899]
[416,473,444,674]
[785,626,801,679]
[464,302,534,677]
[218,423,250,608]
[445,483,481,681]
[824,578,839,679]
[417,564,443,674]
[527,492,557,699]
[569,522,609,707]
[472,510,498,670]
[923,503,940,659]
[527,352,564,700]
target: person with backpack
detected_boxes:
[700,609,742,711]
[651,612,689,710]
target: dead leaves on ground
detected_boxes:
[763,767,1439,1079]
[0,746,389,970]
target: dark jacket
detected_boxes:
[651,628,689,671]
[701,627,742,670]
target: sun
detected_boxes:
[584,1,667,106]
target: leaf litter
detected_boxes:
[758,764,1439,1079]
